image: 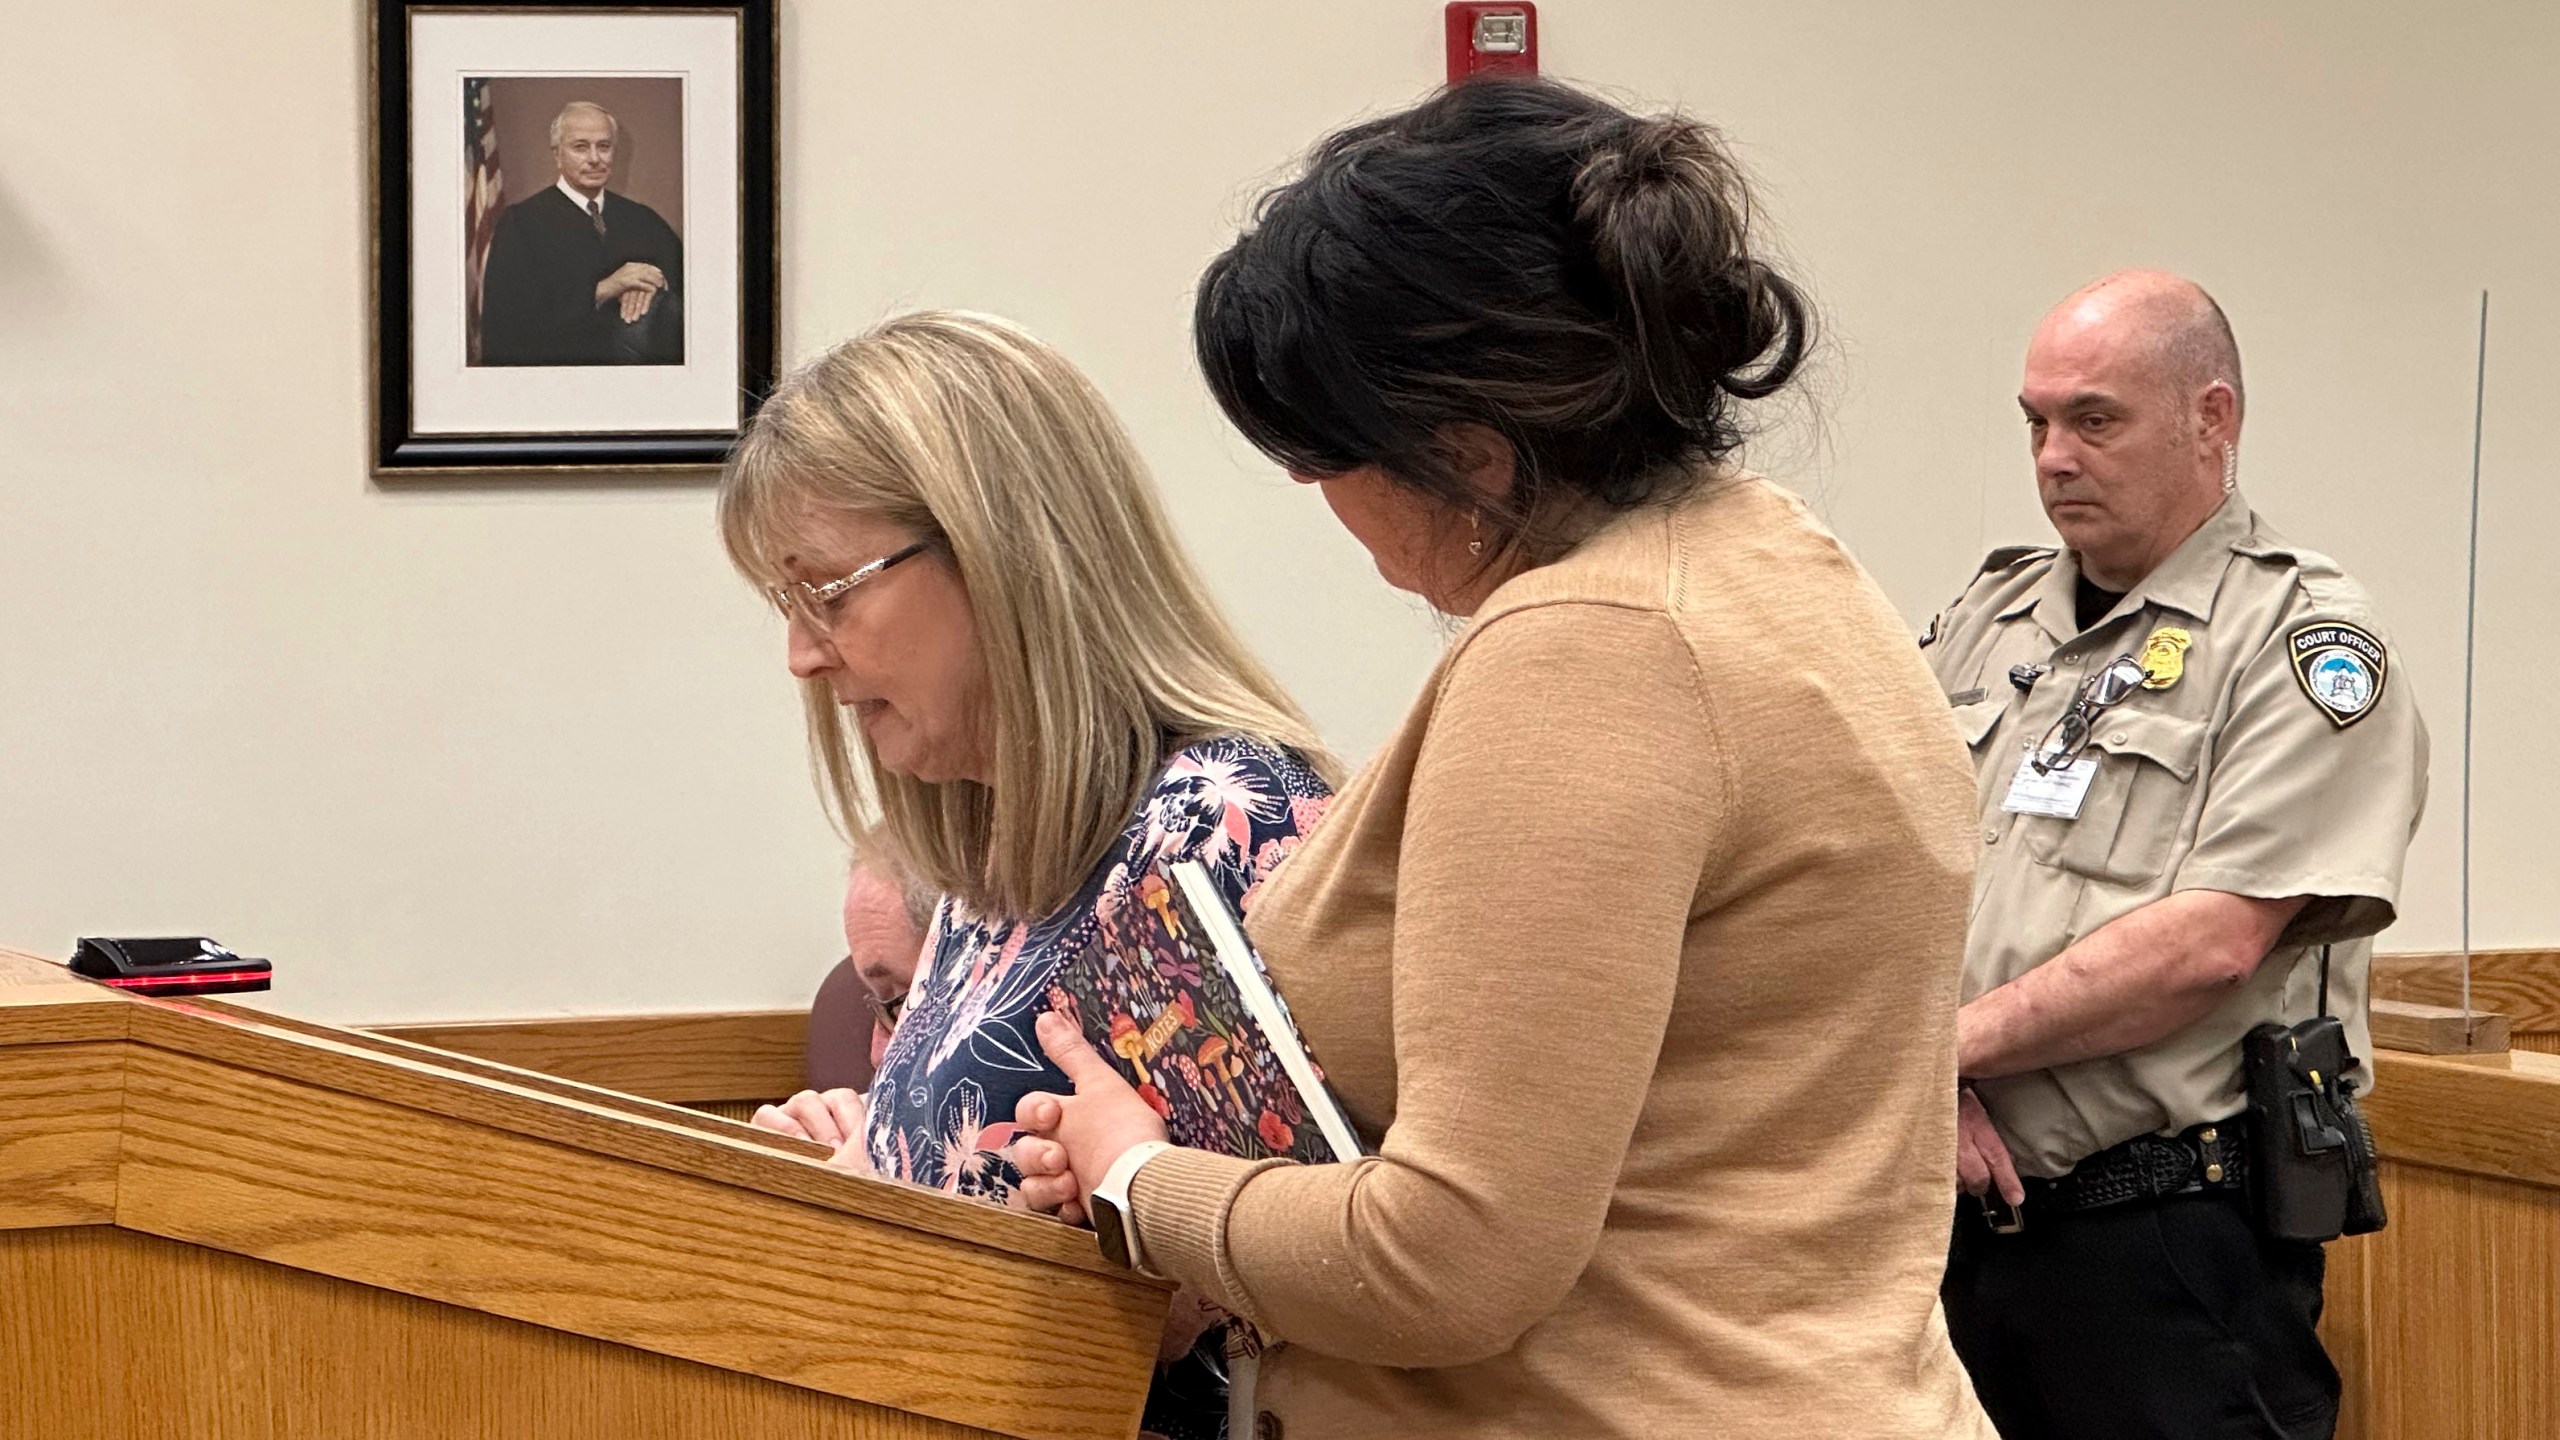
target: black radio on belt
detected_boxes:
[68,937,272,997]
[2240,945,2384,1243]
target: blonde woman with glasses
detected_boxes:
[722,311,1334,1440]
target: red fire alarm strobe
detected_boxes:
[1446,2,1538,84]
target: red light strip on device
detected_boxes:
[96,969,269,990]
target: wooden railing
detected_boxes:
[371,1009,808,1121]
[2373,949,2560,1056]
[2325,1047,2560,1440]
[0,950,1164,1440]
[352,951,2560,1435]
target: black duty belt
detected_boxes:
[1988,1119,2249,1231]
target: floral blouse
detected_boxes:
[863,734,1332,1205]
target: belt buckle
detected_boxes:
[1978,1191,2025,1234]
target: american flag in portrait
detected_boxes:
[462,77,504,365]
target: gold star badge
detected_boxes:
[2138,626,2192,690]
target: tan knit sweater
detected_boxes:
[1130,474,1993,1438]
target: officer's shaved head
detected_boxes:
[2043,270,2244,424]
[2019,270,2247,589]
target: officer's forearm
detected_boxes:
[1958,889,2307,1080]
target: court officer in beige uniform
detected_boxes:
[1925,270,2428,1440]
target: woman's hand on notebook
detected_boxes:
[1015,1010,1169,1222]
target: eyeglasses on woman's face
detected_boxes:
[770,540,931,637]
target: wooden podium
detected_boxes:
[0,948,1167,1440]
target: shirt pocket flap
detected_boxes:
[2034,707,2209,884]
[1951,695,2009,749]
[2088,708,2207,784]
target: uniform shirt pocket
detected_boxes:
[1951,694,2010,752]
[2029,708,2209,885]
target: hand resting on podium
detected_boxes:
[752,1087,872,1172]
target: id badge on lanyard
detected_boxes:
[2002,652,2148,819]
[2002,749,2096,819]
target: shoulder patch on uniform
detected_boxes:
[1979,544,2055,577]
[2288,621,2387,728]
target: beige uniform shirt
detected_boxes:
[1923,491,2429,1177]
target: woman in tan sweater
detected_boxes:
[1017,79,1994,1439]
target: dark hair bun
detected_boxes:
[1195,78,1814,552]
[1572,115,1809,418]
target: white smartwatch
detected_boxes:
[1089,1141,1176,1276]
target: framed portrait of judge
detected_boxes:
[371,0,778,474]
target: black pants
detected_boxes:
[1943,1192,2337,1440]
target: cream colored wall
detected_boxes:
[0,3,2548,1022]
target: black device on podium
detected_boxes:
[69,937,272,996]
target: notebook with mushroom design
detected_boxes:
[1045,859,1362,1166]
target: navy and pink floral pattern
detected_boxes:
[863,735,1332,1206]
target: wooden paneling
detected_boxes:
[0,1225,1001,1440]
[374,1009,809,1103]
[2357,945,2560,1440]
[694,1098,770,1124]
[2369,998,2509,1055]
[0,948,130,1049]
[2374,949,2560,1036]
[0,952,130,1231]
[213,998,826,1160]
[2327,1049,2560,1440]
[2343,1165,2560,1440]
[0,1041,124,1229]
[114,999,1086,1262]
[0,993,130,1045]
[2364,1050,2560,1191]
[0,947,86,988]
[2322,1226,2374,1440]
[106,1044,1159,1440]
[0,951,1164,1440]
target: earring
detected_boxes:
[2221,443,2238,495]
[1467,514,1484,557]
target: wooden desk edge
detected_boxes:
[2367,1048,2560,1190]
[127,1000,1129,1273]
[0,954,1161,1440]
[370,1009,809,1103]
[0,953,1129,1277]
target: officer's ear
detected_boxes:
[2195,380,2239,449]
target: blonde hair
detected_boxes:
[721,311,1335,920]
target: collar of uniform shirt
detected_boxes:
[2025,488,2254,642]
[554,176,606,215]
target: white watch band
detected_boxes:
[1094,1141,1176,1275]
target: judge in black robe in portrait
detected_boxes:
[478,100,686,367]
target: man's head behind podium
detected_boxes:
[844,857,932,1065]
